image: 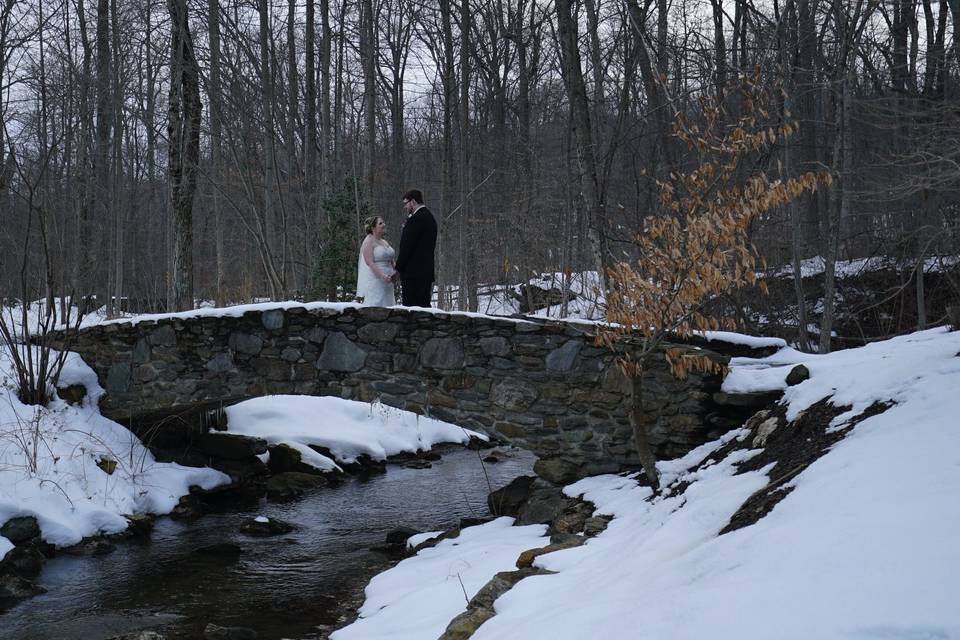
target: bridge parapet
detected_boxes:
[51,304,777,481]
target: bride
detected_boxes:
[356,216,397,306]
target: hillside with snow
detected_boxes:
[333,326,960,640]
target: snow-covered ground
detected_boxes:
[334,326,960,640]
[472,271,605,320]
[767,254,960,279]
[333,518,550,640]
[225,395,486,470]
[0,348,229,558]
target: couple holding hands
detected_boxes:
[356,189,437,308]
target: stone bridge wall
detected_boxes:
[53,304,773,480]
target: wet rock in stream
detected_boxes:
[266,443,333,475]
[0,573,47,602]
[239,516,294,536]
[0,516,40,544]
[0,542,47,575]
[266,471,332,501]
[62,536,117,556]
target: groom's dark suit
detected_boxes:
[395,205,437,307]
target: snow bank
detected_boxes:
[225,395,486,464]
[472,327,960,639]
[335,326,960,639]
[0,347,229,556]
[331,517,549,640]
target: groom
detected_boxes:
[394,189,437,307]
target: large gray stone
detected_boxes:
[105,362,131,393]
[56,384,87,405]
[491,379,539,411]
[280,347,302,362]
[468,568,543,610]
[306,327,328,344]
[439,608,495,640]
[546,340,581,371]
[515,538,585,568]
[316,332,367,372]
[420,337,465,369]
[479,336,510,357]
[267,443,326,475]
[786,364,810,386]
[147,325,177,346]
[488,475,536,517]
[132,338,151,363]
[261,309,285,330]
[228,332,263,355]
[533,456,582,485]
[516,479,574,525]
[1,516,40,544]
[358,322,399,343]
[266,472,330,501]
[206,352,235,373]
[0,574,46,600]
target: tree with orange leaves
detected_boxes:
[596,79,831,492]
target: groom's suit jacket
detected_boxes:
[395,206,438,281]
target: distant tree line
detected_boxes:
[1,0,958,348]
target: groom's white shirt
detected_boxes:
[410,204,425,217]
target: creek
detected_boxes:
[1,447,535,640]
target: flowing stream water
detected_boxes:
[1,447,536,640]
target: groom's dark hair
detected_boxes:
[403,189,423,204]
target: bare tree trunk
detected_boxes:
[145,1,157,185]
[73,0,96,305]
[779,0,811,351]
[917,252,927,329]
[95,0,111,309]
[555,0,607,292]
[438,0,456,307]
[624,0,672,164]
[515,0,532,191]
[319,0,333,191]
[710,0,726,99]
[305,0,317,193]
[583,0,604,135]
[821,70,850,354]
[258,0,282,299]
[167,0,202,311]
[630,373,660,492]
[111,0,123,316]
[360,0,376,186]
[458,0,476,311]
[948,0,960,69]
[333,0,346,185]
[209,0,225,305]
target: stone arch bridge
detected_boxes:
[50,304,778,481]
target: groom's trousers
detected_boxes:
[401,278,433,307]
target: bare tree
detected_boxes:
[167,0,202,311]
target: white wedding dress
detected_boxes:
[356,241,396,306]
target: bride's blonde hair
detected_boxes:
[363,216,381,235]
